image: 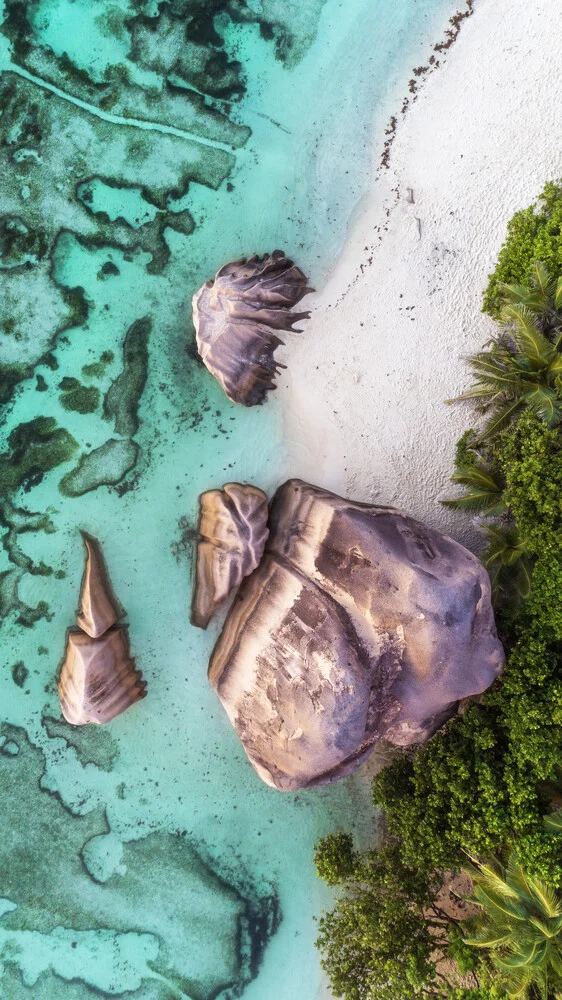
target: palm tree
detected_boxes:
[544,812,562,836]
[462,853,562,999]
[442,460,506,516]
[452,263,562,441]
[481,523,533,604]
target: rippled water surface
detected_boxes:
[1,0,455,996]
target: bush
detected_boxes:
[313,833,359,886]
[372,705,509,875]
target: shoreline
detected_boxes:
[277,0,562,552]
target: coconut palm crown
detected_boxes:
[453,263,562,440]
[463,853,562,1000]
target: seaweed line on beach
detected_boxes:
[332,0,475,303]
[380,0,474,170]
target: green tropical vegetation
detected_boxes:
[314,182,562,1000]
[455,263,562,438]
[484,182,562,317]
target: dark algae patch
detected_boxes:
[82,351,115,378]
[0,417,78,497]
[11,660,28,687]
[0,215,49,269]
[57,317,151,497]
[0,419,76,626]
[103,317,151,436]
[59,378,101,415]
[98,260,121,278]
[41,713,119,772]
[0,362,31,406]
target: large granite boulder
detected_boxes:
[208,480,504,790]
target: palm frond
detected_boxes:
[502,304,554,367]
[469,353,524,387]
[531,261,556,301]
[514,559,533,600]
[547,352,562,375]
[464,930,512,948]
[555,275,562,311]
[441,492,503,512]
[525,877,562,920]
[476,399,524,441]
[548,945,562,978]
[471,884,527,922]
[498,281,539,304]
[529,915,562,940]
[544,811,562,835]
[447,386,502,403]
[522,384,562,426]
[497,939,548,971]
[503,970,534,1000]
[451,467,503,491]
[483,524,528,564]
[442,465,506,514]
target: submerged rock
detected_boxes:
[192,251,312,406]
[192,483,269,629]
[208,480,504,790]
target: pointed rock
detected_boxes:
[77,533,122,638]
[59,626,147,725]
[192,483,269,629]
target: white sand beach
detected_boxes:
[278,0,562,550]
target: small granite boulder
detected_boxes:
[192,483,269,629]
[77,532,122,638]
[208,480,504,790]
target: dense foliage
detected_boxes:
[315,206,562,1000]
[314,836,459,1000]
[484,183,562,317]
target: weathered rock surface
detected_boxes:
[192,251,312,406]
[192,483,269,629]
[59,534,146,725]
[59,626,147,725]
[77,532,122,638]
[208,480,504,790]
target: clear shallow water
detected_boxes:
[0,0,455,997]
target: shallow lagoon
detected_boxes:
[1,0,456,996]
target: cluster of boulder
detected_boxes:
[58,251,504,796]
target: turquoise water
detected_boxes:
[0,0,456,997]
